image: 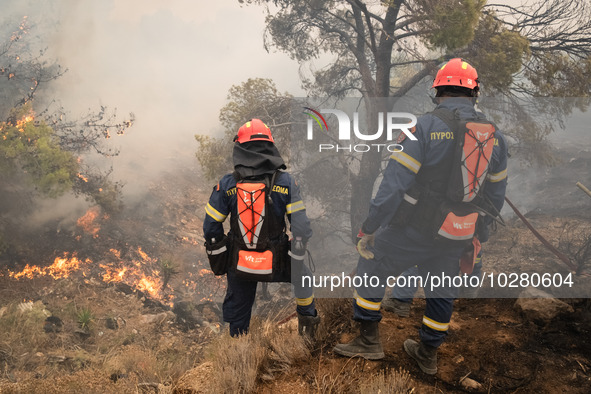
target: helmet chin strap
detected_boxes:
[431,96,476,106]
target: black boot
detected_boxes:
[298,313,321,340]
[333,320,385,360]
[403,339,437,375]
[382,298,411,317]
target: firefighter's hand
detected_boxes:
[356,230,375,260]
[292,236,306,255]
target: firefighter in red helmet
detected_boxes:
[203,119,320,338]
[382,60,494,315]
[333,59,508,375]
[432,57,480,92]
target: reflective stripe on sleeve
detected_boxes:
[403,193,418,205]
[205,203,227,222]
[206,245,227,255]
[354,290,381,311]
[296,296,314,306]
[288,250,306,261]
[286,200,305,214]
[390,151,422,174]
[486,168,507,183]
[422,315,450,332]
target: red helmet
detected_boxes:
[234,119,275,144]
[432,58,479,90]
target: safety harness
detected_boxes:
[230,171,289,281]
[392,108,497,244]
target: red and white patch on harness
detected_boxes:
[396,126,416,144]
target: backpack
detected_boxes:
[230,171,290,281]
[392,108,496,244]
[441,109,496,204]
[434,108,496,242]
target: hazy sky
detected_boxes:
[43,0,305,133]
[3,0,308,194]
[3,0,585,204]
[4,0,526,164]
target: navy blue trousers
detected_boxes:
[392,251,483,302]
[352,226,464,348]
[223,261,316,337]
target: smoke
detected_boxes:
[504,108,591,218]
[2,0,304,213]
[3,1,589,232]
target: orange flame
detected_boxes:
[5,244,180,308]
[77,207,101,238]
[1,113,34,133]
[137,247,149,261]
[15,115,34,132]
[8,253,89,280]
[99,247,168,301]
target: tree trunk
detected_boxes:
[349,98,388,240]
[348,1,402,240]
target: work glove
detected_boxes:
[459,236,481,274]
[356,229,375,260]
[292,236,306,255]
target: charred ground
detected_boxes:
[1,148,591,393]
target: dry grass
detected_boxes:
[558,221,591,272]
[358,368,414,393]
[177,318,310,393]
[0,281,208,392]
[103,345,159,382]
[0,369,140,393]
[0,301,55,371]
[175,361,214,393]
[315,298,356,346]
[310,356,368,394]
[207,330,267,393]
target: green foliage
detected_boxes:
[0,19,132,218]
[234,0,591,237]
[0,104,78,198]
[469,13,530,92]
[219,78,290,130]
[159,258,178,277]
[76,174,124,214]
[77,307,94,330]
[417,0,486,50]
[159,257,179,290]
[263,1,327,62]
[194,134,233,181]
[526,53,591,98]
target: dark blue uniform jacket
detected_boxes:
[362,98,508,242]
[203,171,313,243]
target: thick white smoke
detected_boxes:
[2,0,304,217]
